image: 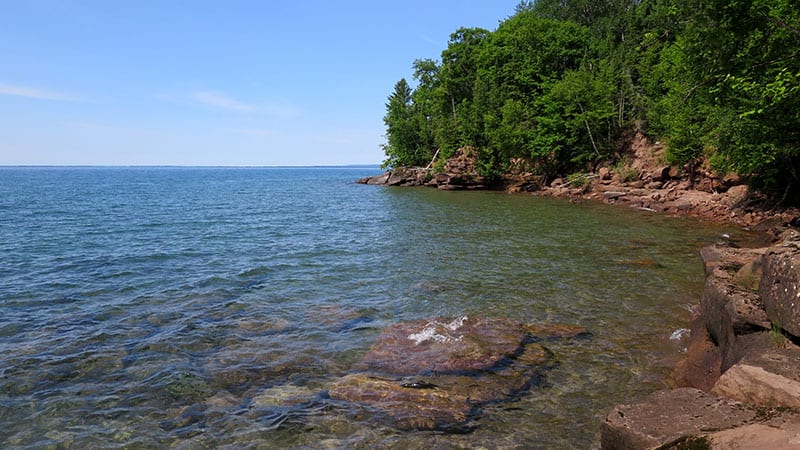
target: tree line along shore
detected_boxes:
[380,0,799,205]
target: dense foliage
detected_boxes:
[381,0,800,199]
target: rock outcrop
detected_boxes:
[357,147,535,191]
[602,231,800,449]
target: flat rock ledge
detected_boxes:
[602,231,800,449]
[602,388,800,450]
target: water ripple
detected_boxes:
[0,167,749,448]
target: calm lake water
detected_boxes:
[0,167,747,448]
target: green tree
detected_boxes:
[378,0,800,201]
[382,79,432,167]
[474,11,595,176]
[655,0,800,195]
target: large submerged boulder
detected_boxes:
[328,316,589,431]
[354,316,528,375]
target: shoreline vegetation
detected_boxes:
[371,0,798,445]
[380,1,799,206]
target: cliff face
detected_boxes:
[602,231,800,449]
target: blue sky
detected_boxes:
[1,1,520,166]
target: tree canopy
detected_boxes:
[381,0,800,200]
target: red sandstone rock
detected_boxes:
[671,317,722,391]
[713,346,800,409]
[700,265,771,358]
[600,388,759,450]
[328,373,473,431]
[355,316,527,375]
[329,316,585,431]
[707,422,800,450]
[759,243,800,338]
[328,343,555,431]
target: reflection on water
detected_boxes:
[0,167,750,448]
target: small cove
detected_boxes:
[0,167,749,448]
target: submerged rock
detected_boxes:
[329,316,587,431]
[355,316,528,375]
[328,374,474,431]
[252,383,317,408]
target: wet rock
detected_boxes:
[357,168,430,187]
[330,316,584,431]
[354,316,528,375]
[502,173,543,193]
[432,173,450,185]
[155,369,213,404]
[235,317,289,334]
[329,344,554,431]
[712,346,800,409]
[671,317,723,391]
[205,390,239,409]
[328,373,474,431]
[600,388,759,450]
[760,246,800,338]
[386,167,427,186]
[161,404,207,432]
[427,343,554,404]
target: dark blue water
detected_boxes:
[0,167,745,448]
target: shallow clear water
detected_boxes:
[0,167,747,448]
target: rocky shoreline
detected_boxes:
[358,140,800,448]
[358,139,799,231]
[602,234,800,449]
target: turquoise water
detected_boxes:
[0,167,745,448]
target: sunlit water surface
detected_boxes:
[0,167,749,448]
